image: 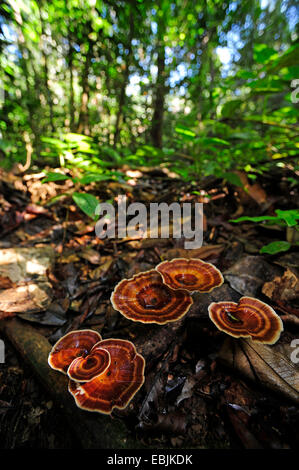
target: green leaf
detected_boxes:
[77,173,114,185]
[221,100,243,119]
[269,44,299,72]
[175,125,196,139]
[275,209,299,227]
[45,193,69,206]
[231,211,299,228]
[41,137,69,148]
[229,131,256,140]
[42,172,71,183]
[236,70,256,80]
[64,133,93,142]
[253,44,277,64]
[230,215,279,223]
[260,241,291,255]
[251,87,283,95]
[220,172,244,187]
[201,137,230,146]
[72,193,100,220]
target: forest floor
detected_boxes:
[0,165,298,449]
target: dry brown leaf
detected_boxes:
[72,220,96,235]
[219,336,299,405]
[89,257,114,280]
[262,268,299,307]
[0,311,16,320]
[224,255,282,297]
[0,246,54,318]
[0,246,55,283]
[78,248,102,265]
[0,275,15,289]
[0,282,53,315]
[235,171,267,205]
[59,253,80,263]
[162,244,224,262]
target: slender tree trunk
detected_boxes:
[77,38,93,135]
[150,42,165,149]
[12,3,40,155]
[18,35,41,155]
[38,4,54,133]
[68,39,75,132]
[113,10,134,147]
[150,11,166,150]
[65,0,75,131]
[195,0,217,120]
[104,48,113,144]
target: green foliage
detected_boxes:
[72,192,100,220]
[0,0,298,186]
[42,172,71,183]
[231,209,299,254]
[260,241,291,255]
[40,133,128,183]
[220,172,244,188]
[174,125,196,140]
[230,209,299,227]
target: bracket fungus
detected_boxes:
[68,339,145,414]
[156,258,224,293]
[48,329,103,374]
[67,347,111,382]
[208,296,284,344]
[111,269,193,324]
[48,330,145,414]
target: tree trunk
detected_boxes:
[113,10,134,148]
[65,0,75,131]
[38,3,54,133]
[150,23,166,149]
[77,38,93,135]
[18,36,41,156]
[68,39,75,132]
[12,3,41,155]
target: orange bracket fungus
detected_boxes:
[208,296,284,344]
[69,339,145,414]
[156,258,224,293]
[111,269,193,324]
[48,329,103,374]
[48,330,145,414]
[67,347,111,383]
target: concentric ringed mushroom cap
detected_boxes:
[111,269,193,324]
[67,347,111,382]
[48,329,102,374]
[68,339,145,414]
[208,296,284,344]
[156,258,224,293]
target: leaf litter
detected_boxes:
[0,166,298,449]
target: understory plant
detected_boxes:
[231,209,299,254]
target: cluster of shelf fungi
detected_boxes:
[48,258,284,414]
